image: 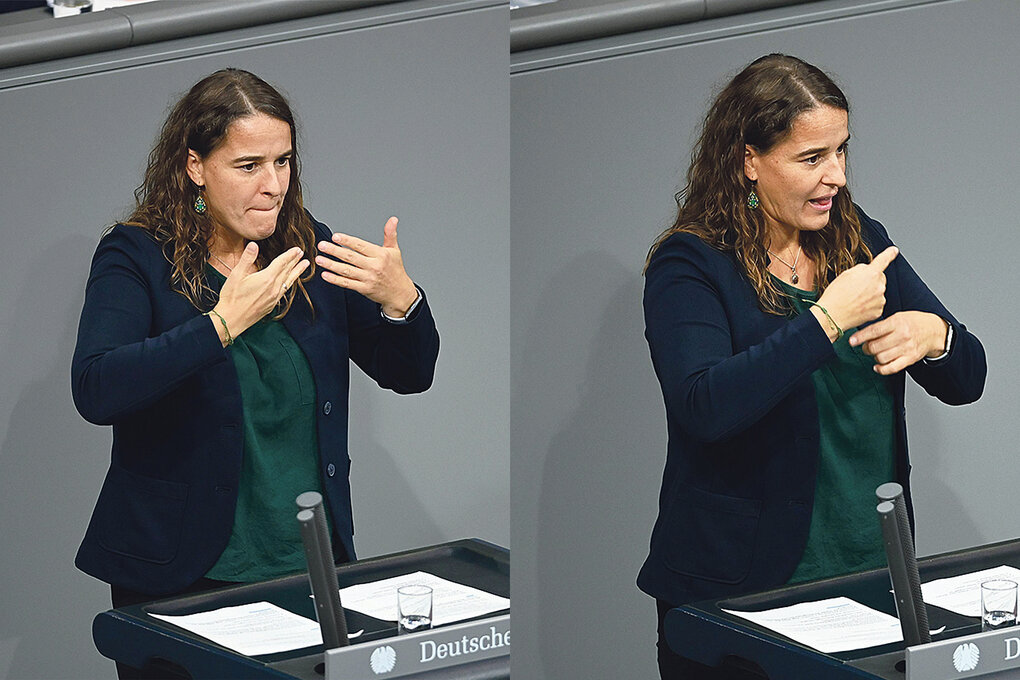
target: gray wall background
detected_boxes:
[0,2,508,678]
[511,0,1020,678]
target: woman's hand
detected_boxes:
[849,311,949,375]
[814,246,899,339]
[315,216,419,318]
[211,242,309,345]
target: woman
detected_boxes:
[639,54,985,679]
[71,69,439,677]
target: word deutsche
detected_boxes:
[420,626,510,663]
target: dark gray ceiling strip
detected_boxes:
[510,0,817,52]
[0,10,132,68]
[0,0,399,69]
[122,0,389,43]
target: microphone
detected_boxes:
[296,491,349,649]
[876,482,930,646]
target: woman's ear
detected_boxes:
[743,144,759,182]
[185,149,205,187]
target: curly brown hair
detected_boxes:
[125,68,315,316]
[647,54,871,313]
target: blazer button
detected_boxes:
[326,463,336,477]
[323,401,332,415]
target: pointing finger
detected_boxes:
[849,319,890,347]
[869,246,899,272]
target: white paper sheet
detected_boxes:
[150,601,322,656]
[920,565,1020,618]
[723,597,903,654]
[338,571,510,626]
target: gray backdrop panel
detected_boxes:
[510,0,1018,678]
[0,2,508,678]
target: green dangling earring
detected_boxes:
[194,191,207,214]
[747,186,760,210]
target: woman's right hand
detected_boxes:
[210,242,309,345]
[815,245,899,340]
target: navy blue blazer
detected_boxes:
[637,207,985,607]
[72,215,439,595]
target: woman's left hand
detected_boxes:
[316,216,419,318]
[849,311,949,375]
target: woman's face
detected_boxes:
[186,113,293,248]
[744,104,849,240]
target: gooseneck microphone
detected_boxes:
[296,491,349,649]
[876,482,930,646]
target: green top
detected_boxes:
[205,267,324,582]
[775,278,897,584]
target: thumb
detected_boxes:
[230,241,259,278]
[382,216,399,249]
[869,245,899,272]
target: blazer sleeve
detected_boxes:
[858,209,986,405]
[311,218,440,394]
[70,226,227,425]
[644,234,835,444]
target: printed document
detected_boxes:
[150,601,321,656]
[338,571,509,626]
[723,597,903,653]
[147,572,508,656]
[920,564,1020,618]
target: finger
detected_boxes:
[849,319,892,347]
[317,240,370,268]
[281,259,310,293]
[869,246,899,272]
[874,355,911,376]
[871,345,905,366]
[865,333,903,357]
[231,241,259,277]
[315,254,367,281]
[382,216,399,249]
[331,232,379,256]
[266,247,304,275]
[321,268,368,292]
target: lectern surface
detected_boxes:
[92,539,509,680]
[667,538,1020,679]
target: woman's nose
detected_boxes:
[825,156,847,187]
[262,166,284,195]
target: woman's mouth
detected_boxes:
[809,195,834,211]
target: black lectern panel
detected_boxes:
[92,539,509,680]
[666,538,1020,679]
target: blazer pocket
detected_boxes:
[662,483,761,584]
[96,466,189,565]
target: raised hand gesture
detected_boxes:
[315,216,419,318]
[210,242,309,345]
[815,245,898,337]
